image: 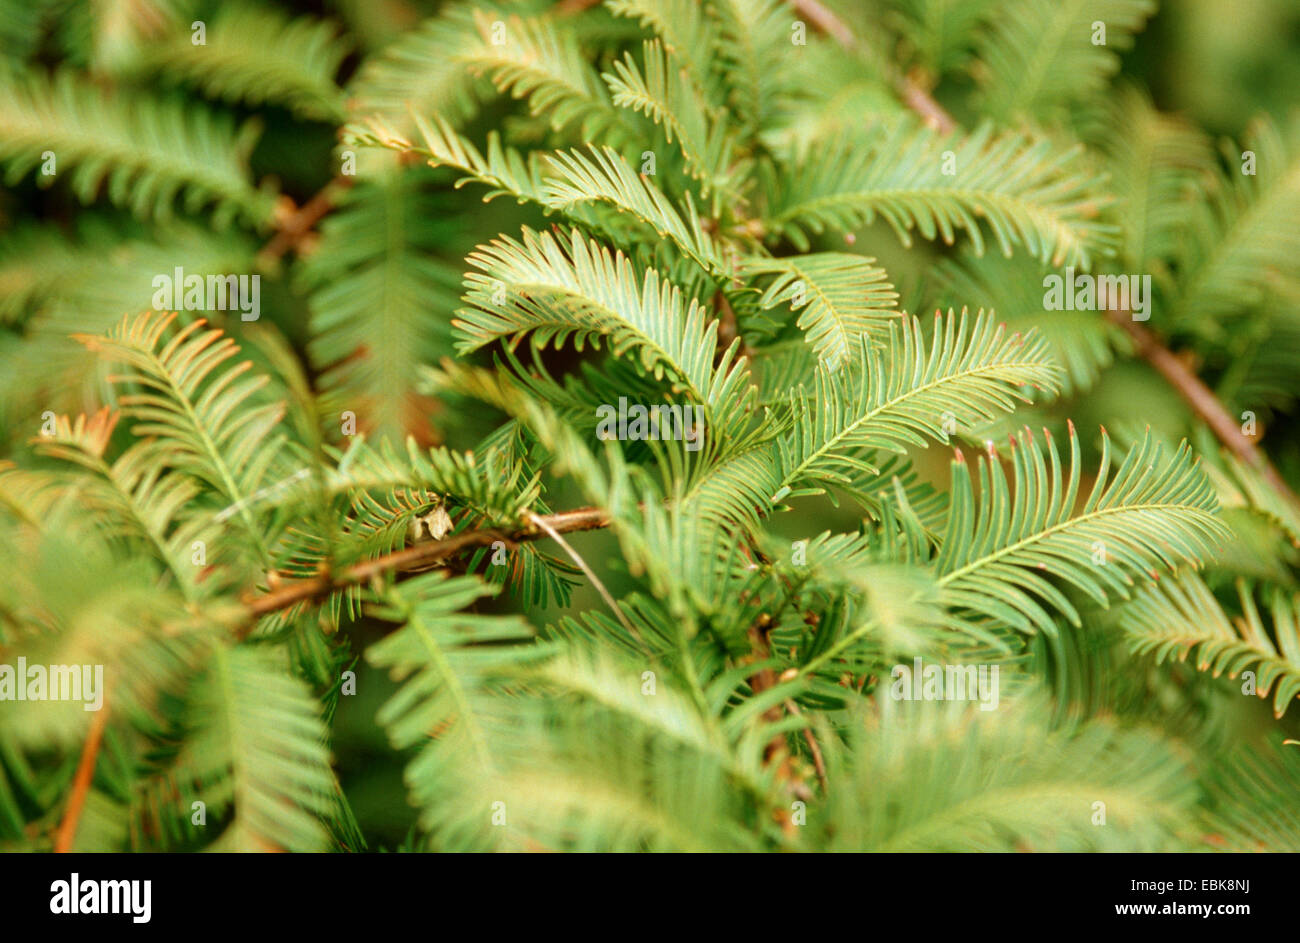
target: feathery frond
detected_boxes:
[1172,116,1300,336]
[763,118,1116,266]
[746,253,900,370]
[344,1,494,132]
[823,697,1198,851]
[129,3,350,121]
[454,227,751,426]
[298,170,464,440]
[74,312,293,569]
[176,645,342,852]
[774,309,1061,503]
[1122,572,1300,719]
[365,572,543,850]
[603,39,746,199]
[542,145,727,273]
[935,425,1227,635]
[1,0,1291,858]
[932,252,1126,395]
[460,11,628,141]
[0,67,275,226]
[974,0,1156,122]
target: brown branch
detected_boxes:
[787,698,828,793]
[54,697,110,853]
[240,506,611,629]
[745,618,812,834]
[712,290,745,358]
[747,623,792,767]
[1108,311,1300,508]
[897,74,958,134]
[790,0,956,133]
[554,0,602,13]
[789,0,854,47]
[257,176,354,268]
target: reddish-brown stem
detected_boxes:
[745,617,811,829]
[258,176,354,268]
[790,0,957,133]
[554,0,602,12]
[54,698,110,853]
[240,506,611,628]
[898,77,958,134]
[788,699,829,793]
[1108,312,1299,507]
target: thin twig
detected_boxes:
[240,506,612,627]
[897,76,958,134]
[1107,311,1300,508]
[524,510,646,649]
[746,618,811,827]
[790,0,957,133]
[554,0,602,13]
[257,176,354,268]
[786,698,829,794]
[790,0,854,46]
[54,698,110,853]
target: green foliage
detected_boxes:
[936,426,1226,636]
[773,309,1059,507]
[125,3,351,122]
[297,171,465,440]
[0,66,275,226]
[1172,116,1300,338]
[821,697,1197,851]
[76,311,293,570]
[747,253,900,369]
[176,644,343,852]
[1,0,1298,854]
[975,0,1156,121]
[1122,571,1300,719]
[365,572,542,849]
[761,118,1116,265]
